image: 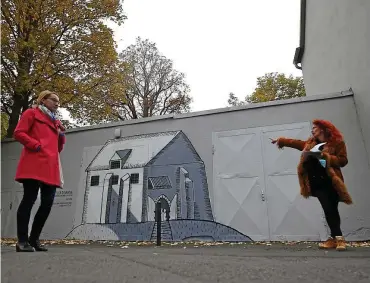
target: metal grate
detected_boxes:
[148,176,172,190]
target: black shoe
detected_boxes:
[16,242,35,252]
[29,240,48,252]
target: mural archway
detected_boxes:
[156,195,171,221]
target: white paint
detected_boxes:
[178,167,188,218]
[110,152,121,161]
[147,196,155,221]
[119,174,130,223]
[100,173,113,223]
[170,194,177,220]
[127,174,143,222]
[73,146,102,228]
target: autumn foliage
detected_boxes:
[1,0,126,136]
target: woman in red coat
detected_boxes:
[13,90,66,252]
[271,119,351,251]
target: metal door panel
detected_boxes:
[213,128,269,241]
[261,122,327,241]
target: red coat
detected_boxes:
[13,108,66,187]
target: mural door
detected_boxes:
[261,122,327,241]
[212,128,270,241]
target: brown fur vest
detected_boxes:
[277,137,353,204]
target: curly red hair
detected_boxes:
[312,119,343,143]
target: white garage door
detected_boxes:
[213,122,328,242]
[261,123,327,241]
[212,128,269,241]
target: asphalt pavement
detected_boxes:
[2,243,370,283]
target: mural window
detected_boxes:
[130,173,139,184]
[111,175,119,185]
[148,176,172,190]
[110,160,121,169]
[90,176,100,186]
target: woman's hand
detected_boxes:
[270,138,278,144]
[57,123,66,136]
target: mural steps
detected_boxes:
[151,221,173,241]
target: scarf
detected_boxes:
[38,104,57,120]
[38,105,64,188]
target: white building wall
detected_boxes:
[302,0,370,163]
[85,167,144,224]
[85,171,108,223]
[3,93,370,240]
[122,168,144,223]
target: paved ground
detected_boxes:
[2,243,370,283]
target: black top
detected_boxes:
[302,155,332,194]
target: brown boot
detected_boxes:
[335,236,347,251]
[318,237,337,249]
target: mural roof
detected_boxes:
[86,131,180,171]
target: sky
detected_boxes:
[61,0,303,119]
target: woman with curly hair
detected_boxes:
[271,119,352,251]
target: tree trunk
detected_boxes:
[6,44,33,138]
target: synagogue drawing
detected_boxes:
[81,131,214,225]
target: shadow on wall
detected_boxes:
[72,130,252,242]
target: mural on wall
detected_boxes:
[68,131,251,242]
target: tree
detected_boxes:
[1,0,125,137]
[227,72,306,106]
[107,37,192,120]
[1,113,9,140]
[227,92,245,107]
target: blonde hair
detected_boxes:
[36,90,58,105]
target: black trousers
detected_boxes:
[315,187,342,237]
[17,179,56,242]
[305,156,342,238]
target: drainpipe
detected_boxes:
[293,0,307,70]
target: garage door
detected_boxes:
[212,128,269,241]
[213,122,327,241]
[261,122,327,241]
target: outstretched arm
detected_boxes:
[271,137,307,151]
[13,109,41,151]
[321,141,348,168]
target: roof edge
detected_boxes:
[174,89,354,119]
[1,89,353,142]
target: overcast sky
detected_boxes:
[61,0,303,119]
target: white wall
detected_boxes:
[3,93,370,240]
[85,168,143,224]
[302,0,370,163]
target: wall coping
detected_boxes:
[1,89,354,143]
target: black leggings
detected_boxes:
[304,156,342,238]
[17,179,56,242]
[315,188,342,237]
